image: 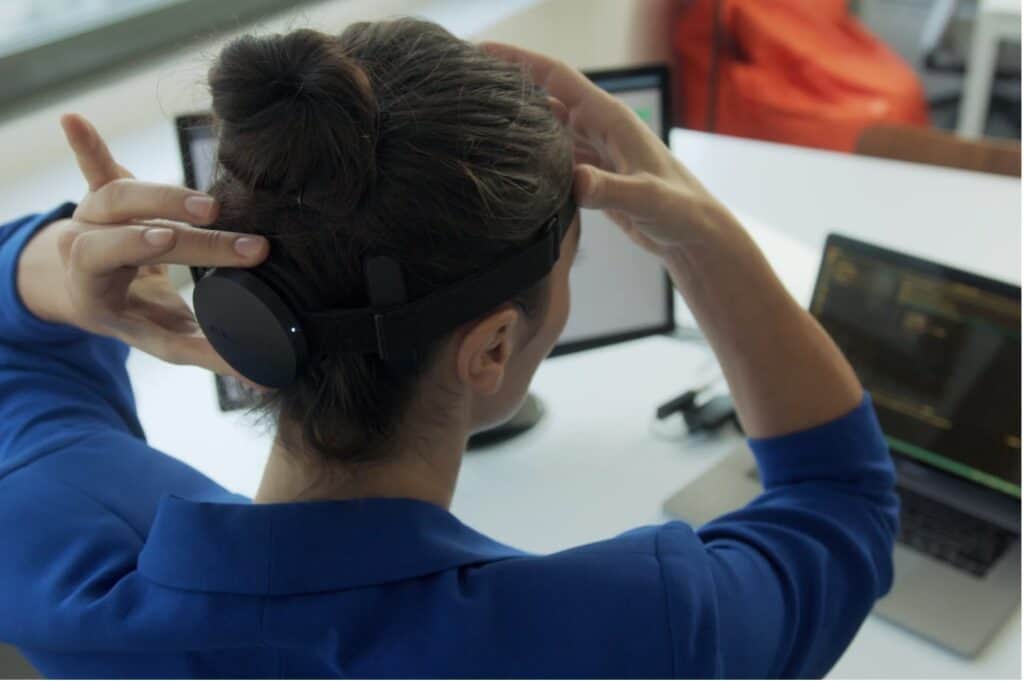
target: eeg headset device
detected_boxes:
[191,196,577,388]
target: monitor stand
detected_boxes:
[466,393,544,450]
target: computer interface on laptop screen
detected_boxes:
[812,241,1022,498]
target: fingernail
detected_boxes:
[144,227,174,247]
[185,195,215,219]
[233,236,264,257]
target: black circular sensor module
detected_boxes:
[193,269,308,388]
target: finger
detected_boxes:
[481,42,625,136]
[573,144,604,168]
[604,208,633,232]
[77,179,219,225]
[481,42,596,110]
[117,316,243,377]
[116,280,259,380]
[547,96,569,124]
[60,114,133,190]
[574,164,661,218]
[131,300,200,335]
[67,224,268,277]
[124,280,201,333]
[150,224,268,267]
[593,207,659,254]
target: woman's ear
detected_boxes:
[455,306,521,396]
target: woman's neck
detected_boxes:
[253,425,467,509]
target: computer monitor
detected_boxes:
[553,65,674,355]
[810,234,1022,498]
[175,64,674,412]
[177,113,218,193]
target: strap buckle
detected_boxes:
[373,313,389,360]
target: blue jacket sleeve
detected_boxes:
[658,396,899,678]
[0,205,146,477]
[0,208,238,655]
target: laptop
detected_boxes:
[175,65,676,412]
[664,234,1021,657]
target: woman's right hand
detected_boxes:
[482,42,743,261]
[17,114,269,377]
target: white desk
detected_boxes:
[670,129,1021,287]
[127,130,1021,678]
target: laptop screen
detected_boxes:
[810,235,1021,498]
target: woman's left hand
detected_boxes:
[17,114,269,376]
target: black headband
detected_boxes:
[191,194,577,386]
[306,195,577,359]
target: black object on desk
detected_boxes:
[656,389,741,436]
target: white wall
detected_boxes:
[0,0,674,221]
[480,0,673,69]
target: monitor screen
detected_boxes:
[554,68,672,354]
[811,235,1022,498]
[183,122,218,193]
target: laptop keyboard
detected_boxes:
[897,486,1011,577]
[743,467,1011,577]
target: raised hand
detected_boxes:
[17,114,269,377]
[483,42,741,258]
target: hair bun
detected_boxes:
[210,29,378,211]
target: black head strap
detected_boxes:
[192,195,576,387]
[307,196,576,359]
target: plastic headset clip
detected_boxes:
[364,256,414,364]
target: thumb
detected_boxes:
[573,164,657,217]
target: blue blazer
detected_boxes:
[0,205,898,678]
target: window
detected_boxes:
[0,0,315,117]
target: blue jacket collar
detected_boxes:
[138,495,526,595]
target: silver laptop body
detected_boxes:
[664,234,1021,657]
[664,444,1020,656]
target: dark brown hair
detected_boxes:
[206,19,573,463]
